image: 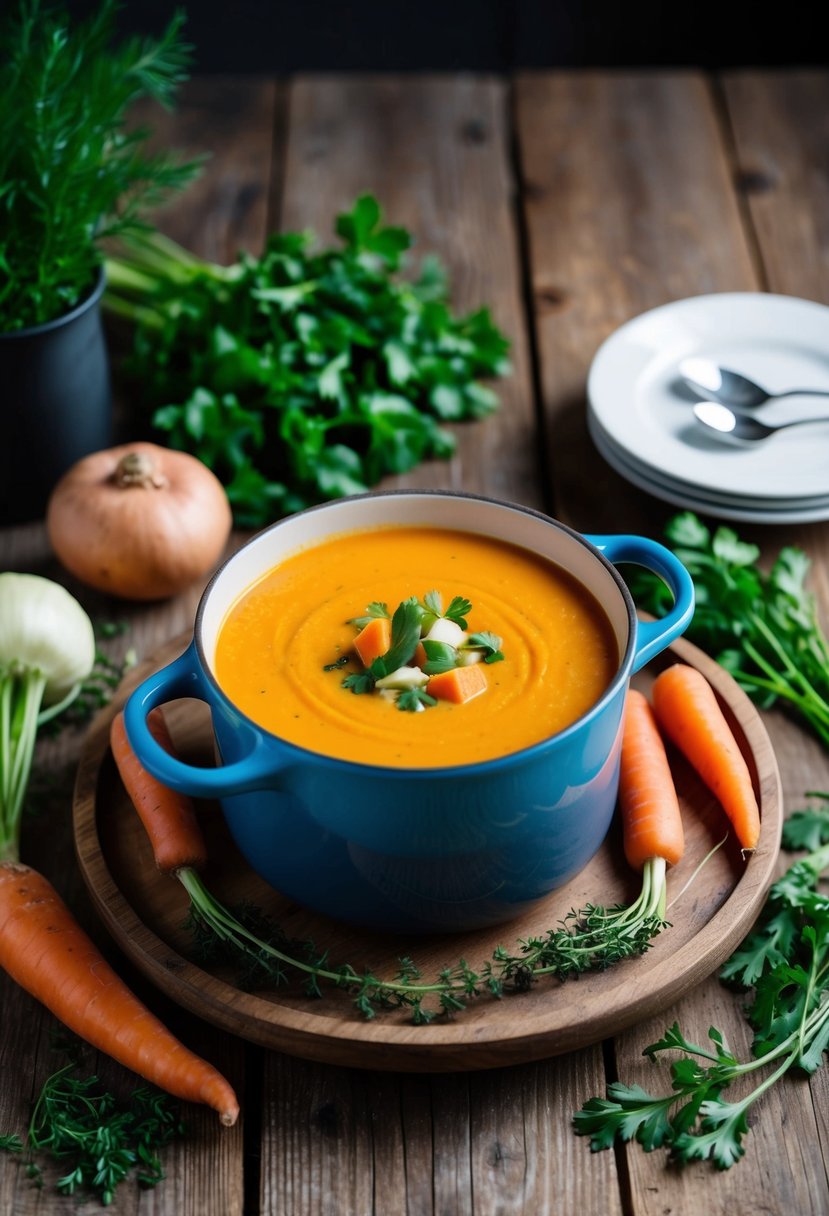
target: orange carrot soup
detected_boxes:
[213,526,618,768]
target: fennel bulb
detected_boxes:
[0,573,95,861]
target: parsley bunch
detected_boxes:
[574,792,829,1169]
[630,512,829,748]
[0,0,198,331]
[104,195,511,526]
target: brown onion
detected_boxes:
[46,443,233,600]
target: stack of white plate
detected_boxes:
[586,293,829,524]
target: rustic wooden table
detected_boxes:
[2,69,829,1216]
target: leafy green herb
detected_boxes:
[178,847,669,1023]
[322,655,350,672]
[367,598,422,679]
[574,792,829,1169]
[347,602,390,629]
[1,1052,183,1205]
[342,671,375,695]
[397,687,438,712]
[104,196,510,526]
[330,590,506,711]
[0,0,199,330]
[421,591,473,630]
[421,639,459,675]
[464,631,505,664]
[629,512,829,748]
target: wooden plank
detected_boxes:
[259,73,621,1216]
[279,74,541,507]
[129,76,281,262]
[719,70,829,614]
[516,69,829,1215]
[0,77,282,1215]
[721,71,829,306]
[514,71,757,535]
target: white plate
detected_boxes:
[590,418,829,525]
[587,293,829,502]
[588,412,829,511]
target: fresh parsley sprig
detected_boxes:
[464,631,505,664]
[574,791,829,1170]
[629,513,829,749]
[421,590,473,631]
[104,196,511,527]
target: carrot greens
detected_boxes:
[0,1045,184,1206]
[574,791,829,1170]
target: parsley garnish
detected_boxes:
[342,672,375,695]
[574,791,829,1170]
[367,598,422,679]
[421,590,472,630]
[323,655,350,672]
[329,590,505,711]
[347,602,390,629]
[421,640,458,675]
[464,631,504,664]
[397,688,438,712]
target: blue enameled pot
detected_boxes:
[124,492,693,933]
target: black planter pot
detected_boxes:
[0,267,112,525]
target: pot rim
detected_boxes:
[0,263,106,341]
[191,489,639,779]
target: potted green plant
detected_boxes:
[0,0,199,523]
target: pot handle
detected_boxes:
[123,643,283,797]
[585,535,695,674]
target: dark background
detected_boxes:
[60,1,824,71]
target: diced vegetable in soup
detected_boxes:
[213,526,618,768]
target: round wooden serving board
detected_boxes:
[73,632,782,1072]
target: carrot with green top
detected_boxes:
[652,663,760,852]
[545,687,687,973]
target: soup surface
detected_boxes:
[213,526,619,768]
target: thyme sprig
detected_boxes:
[178,864,669,1023]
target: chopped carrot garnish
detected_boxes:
[353,616,392,667]
[427,664,488,704]
[619,689,685,871]
[652,663,761,852]
[413,641,427,668]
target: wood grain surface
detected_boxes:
[2,68,828,1216]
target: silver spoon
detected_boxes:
[679,357,829,408]
[693,401,829,443]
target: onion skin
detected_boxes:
[46,443,233,601]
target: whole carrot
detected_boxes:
[0,861,239,1125]
[111,710,208,874]
[619,689,685,872]
[652,663,761,852]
